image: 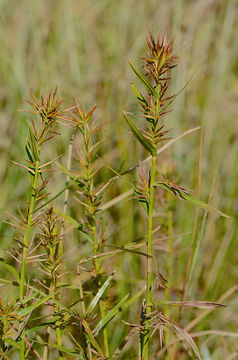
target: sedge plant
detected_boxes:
[123,33,228,359]
[71,102,110,357]
[123,34,179,359]
[17,89,70,359]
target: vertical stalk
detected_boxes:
[92,221,98,269]
[53,270,63,360]
[142,154,156,360]
[20,160,39,359]
[92,215,109,358]
[84,121,110,357]
[78,265,92,360]
[99,300,109,357]
[46,127,77,360]
[55,328,63,360]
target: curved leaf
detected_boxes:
[28,123,39,161]
[82,319,104,356]
[94,287,145,336]
[18,292,57,316]
[5,338,21,350]
[129,60,157,97]
[0,258,19,283]
[123,111,156,156]
[93,294,129,336]
[47,343,85,359]
[156,300,226,309]
[154,182,229,218]
[85,273,114,317]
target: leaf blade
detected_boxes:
[123,111,156,156]
[85,273,114,317]
[0,258,20,283]
[94,286,145,336]
[154,182,229,218]
[129,60,157,97]
[157,300,226,309]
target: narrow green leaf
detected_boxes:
[27,318,60,335]
[0,278,19,286]
[0,258,19,283]
[129,60,157,97]
[18,292,56,316]
[19,290,41,305]
[28,123,39,161]
[94,287,145,336]
[53,208,81,229]
[5,338,21,350]
[155,182,229,218]
[123,111,156,156]
[47,343,84,358]
[181,193,229,218]
[130,83,148,106]
[122,286,145,309]
[130,83,143,99]
[25,141,34,163]
[82,319,104,356]
[85,273,114,317]
[94,294,129,336]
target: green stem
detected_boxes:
[142,155,157,360]
[99,300,109,358]
[92,217,109,358]
[53,271,63,360]
[20,160,39,359]
[56,327,63,360]
[83,124,109,357]
[92,222,98,270]
[47,128,76,360]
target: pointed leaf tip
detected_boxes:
[154,182,230,218]
[122,111,156,156]
[128,60,157,97]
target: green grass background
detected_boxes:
[0,0,238,358]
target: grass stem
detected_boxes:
[142,154,157,359]
[20,160,40,359]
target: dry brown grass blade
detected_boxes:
[157,329,238,359]
[72,233,184,266]
[185,285,238,332]
[160,301,225,309]
[190,330,238,338]
[156,285,238,358]
[156,313,202,360]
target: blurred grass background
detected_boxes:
[0,0,238,358]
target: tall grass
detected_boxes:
[0,1,237,359]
